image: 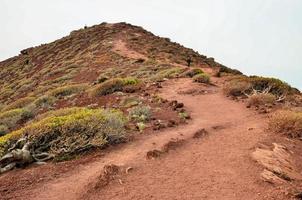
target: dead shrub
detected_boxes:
[269,110,302,138]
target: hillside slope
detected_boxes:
[1,22,302,200]
[0,22,222,104]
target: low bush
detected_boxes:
[0,108,34,131]
[219,65,242,75]
[34,95,56,109]
[150,67,183,81]
[193,73,210,84]
[0,108,127,157]
[247,93,276,106]
[48,84,87,98]
[92,77,139,96]
[223,79,251,96]
[223,75,297,97]
[2,97,35,111]
[248,76,294,96]
[34,107,88,121]
[269,110,302,138]
[129,105,151,122]
[184,68,204,78]
[0,125,8,136]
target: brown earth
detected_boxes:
[1,77,301,200]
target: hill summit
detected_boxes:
[0,22,224,104]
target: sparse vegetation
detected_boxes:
[193,73,210,84]
[269,110,302,138]
[129,105,151,122]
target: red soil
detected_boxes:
[0,77,297,200]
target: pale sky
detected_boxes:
[0,0,301,89]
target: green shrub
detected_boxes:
[48,84,87,98]
[0,108,127,157]
[2,97,35,111]
[248,76,294,96]
[129,105,152,122]
[120,97,142,108]
[193,73,210,83]
[185,68,204,78]
[92,77,139,96]
[269,110,302,138]
[34,107,88,121]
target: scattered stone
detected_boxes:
[146,150,163,159]
[167,120,177,127]
[252,143,302,184]
[152,120,167,130]
[162,139,185,152]
[193,128,208,139]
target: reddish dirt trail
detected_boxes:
[18,78,288,200]
[85,78,287,200]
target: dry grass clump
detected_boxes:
[247,93,276,107]
[269,110,302,138]
[193,73,210,84]
[184,68,204,78]
[0,108,127,158]
[92,77,139,96]
[33,95,56,109]
[48,84,87,98]
[223,79,252,96]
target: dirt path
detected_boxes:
[11,78,287,200]
[84,78,287,200]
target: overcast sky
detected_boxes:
[1,0,301,89]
